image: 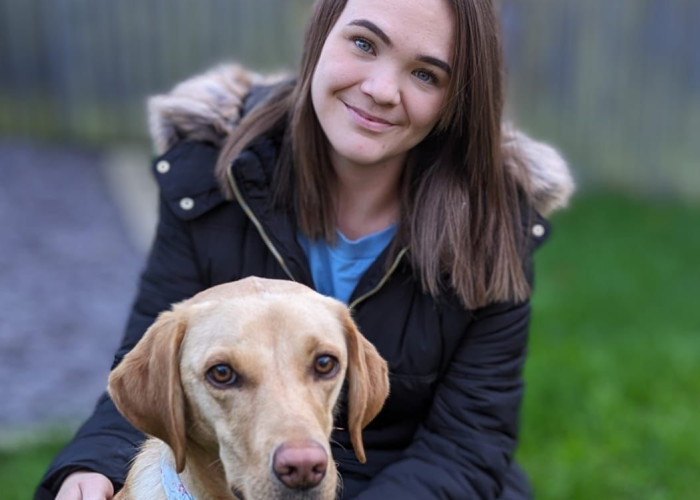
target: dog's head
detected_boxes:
[108,277,389,500]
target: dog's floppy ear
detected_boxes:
[341,311,389,463]
[108,309,188,472]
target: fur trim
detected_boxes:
[148,64,574,215]
[503,124,574,216]
[148,64,268,155]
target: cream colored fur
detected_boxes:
[108,278,389,500]
[148,63,574,216]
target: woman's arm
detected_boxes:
[36,146,210,498]
[352,299,531,500]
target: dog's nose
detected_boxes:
[273,440,328,490]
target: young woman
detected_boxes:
[38,0,573,498]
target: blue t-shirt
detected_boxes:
[297,225,397,304]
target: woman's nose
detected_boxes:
[360,68,401,106]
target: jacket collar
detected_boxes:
[225,133,315,288]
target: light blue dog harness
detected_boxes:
[161,457,196,500]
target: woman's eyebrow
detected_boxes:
[348,19,392,47]
[418,56,452,76]
[348,18,452,76]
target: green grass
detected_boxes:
[0,430,72,500]
[1,193,698,498]
[520,193,700,499]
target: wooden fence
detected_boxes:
[1,0,698,198]
[0,0,311,141]
[501,0,700,199]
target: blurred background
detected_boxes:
[0,0,698,498]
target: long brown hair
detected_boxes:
[217,0,530,309]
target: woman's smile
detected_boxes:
[343,101,396,132]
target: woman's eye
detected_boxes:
[206,363,238,388]
[314,355,339,378]
[414,69,437,85]
[353,37,374,54]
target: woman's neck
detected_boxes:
[332,154,404,240]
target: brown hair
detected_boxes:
[217,0,530,309]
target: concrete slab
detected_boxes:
[0,139,152,441]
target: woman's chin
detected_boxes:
[328,142,405,171]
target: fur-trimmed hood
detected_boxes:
[148,64,573,216]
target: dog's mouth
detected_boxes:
[231,485,245,499]
[233,476,334,500]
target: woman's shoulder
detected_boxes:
[146,64,288,220]
[149,140,224,221]
[500,124,574,255]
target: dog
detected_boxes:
[108,277,389,500]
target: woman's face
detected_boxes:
[311,0,455,171]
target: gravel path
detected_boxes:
[0,139,146,439]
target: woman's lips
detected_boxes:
[344,103,395,132]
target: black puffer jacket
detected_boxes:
[37,66,573,500]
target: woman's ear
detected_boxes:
[108,309,188,472]
[341,310,390,463]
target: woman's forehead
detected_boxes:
[335,0,455,57]
[337,0,454,26]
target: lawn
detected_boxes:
[1,193,698,499]
[0,430,73,500]
[520,193,700,499]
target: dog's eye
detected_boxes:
[314,355,339,378]
[206,364,238,387]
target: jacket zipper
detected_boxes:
[227,165,296,282]
[228,162,407,308]
[349,247,407,310]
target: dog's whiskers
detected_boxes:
[329,438,346,452]
[334,468,344,500]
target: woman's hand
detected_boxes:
[56,471,114,500]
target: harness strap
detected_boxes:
[160,457,196,500]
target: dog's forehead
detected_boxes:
[183,293,347,348]
[188,277,321,301]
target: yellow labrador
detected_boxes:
[108,277,389,500]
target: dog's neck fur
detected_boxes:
[178,441,233,500]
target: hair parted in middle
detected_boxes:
[217,0,531,309]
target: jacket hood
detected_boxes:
[148,64,573,216]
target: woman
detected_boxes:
[38,0,573,498]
